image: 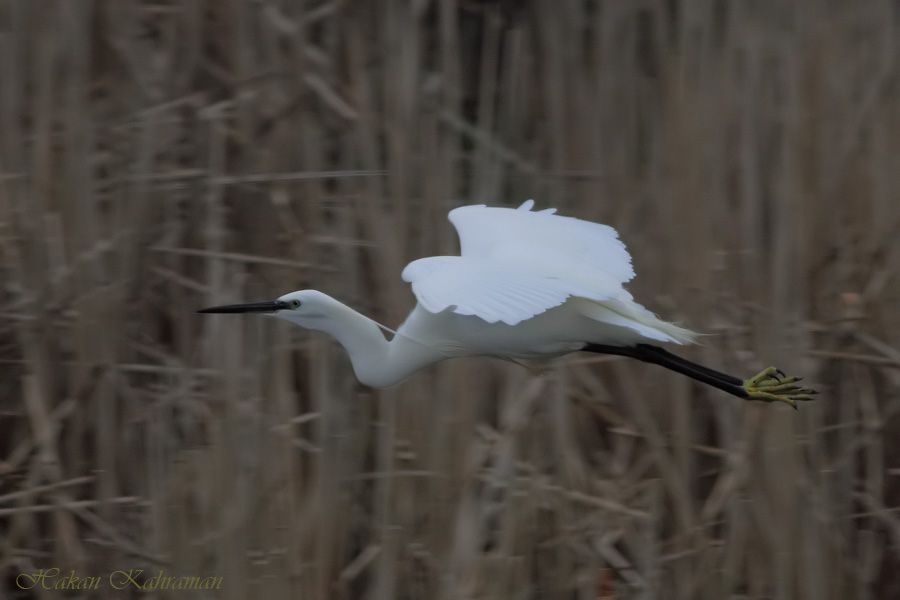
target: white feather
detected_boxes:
[448,203,634,284]
[402,201,640,326]
[402,256,616,326]
[208,201,703,389]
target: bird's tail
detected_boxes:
[576,297,700,345]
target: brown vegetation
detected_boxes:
[1,1,899,598]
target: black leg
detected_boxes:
[582,343,749,399]
[635,344,744,386]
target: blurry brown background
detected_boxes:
[2,1,899,598]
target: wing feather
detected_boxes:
[402,201,634,325]
[402,255,614,325]
[449,200,634,284]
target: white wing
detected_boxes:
[401,200,635,326]
[448,199,634,284]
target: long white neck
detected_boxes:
[281,299,439,388]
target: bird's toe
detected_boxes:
[742,367,816,409]
[743,366,784,388]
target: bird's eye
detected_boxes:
[290,299,301,309]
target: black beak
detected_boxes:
[197,300,288,314]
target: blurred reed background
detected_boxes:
[1,1,899,598]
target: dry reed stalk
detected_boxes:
[0,1,898,599]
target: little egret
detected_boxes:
[200,201,814,408]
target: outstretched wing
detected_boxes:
[448,199,634,284]
[401,200,634,326]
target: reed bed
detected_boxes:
[1,1,899,598]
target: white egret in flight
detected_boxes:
[200,201,814,408]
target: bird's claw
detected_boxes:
[742,366,816,410]
[744,366,783,387]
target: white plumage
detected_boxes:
[402,200,635,325]
[403,200,692,339]
[201,201,815,407]
[200,200,697,387]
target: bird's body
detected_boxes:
[267,292,672,388]
[395,297,683,365]
[201,201,814,407]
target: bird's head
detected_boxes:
[198,289,337,329]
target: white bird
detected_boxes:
[200,200,814,407]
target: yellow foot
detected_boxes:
[742,366,817,410]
